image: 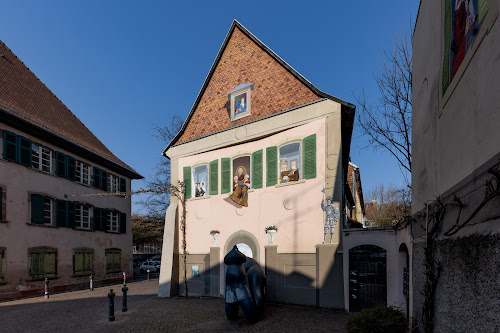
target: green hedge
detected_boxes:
[346,307,407,333]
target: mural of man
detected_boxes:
[235,96,246,116]
[321,195,340,244]
[195,182,205,197]
[230,166,250,207]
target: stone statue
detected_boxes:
[224,246,266,323]
[321,194,340,244]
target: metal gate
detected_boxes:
[349,245,387,311]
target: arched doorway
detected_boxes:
[224,230,260,264]
[349,245,387,311]
[235,243,253,258]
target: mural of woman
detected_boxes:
[234,94,247,116]
[230,166,251,207]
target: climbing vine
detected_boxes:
[411,163,500,333]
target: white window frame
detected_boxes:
[107,211,119,232]
[76,161,91,186]
[108,174,119,193]
[278,141,303,183]
[32,144,52,173]
[192,164,209,198]
[75,204,91,229]
[43,197,53,226]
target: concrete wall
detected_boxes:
[0,124,132,299]
[412,0,500,212]
[343,227,412,317]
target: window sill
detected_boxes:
[71,273,93,278]
[104,230,120,234]
[0,281,7,285]
[0,220,9,224]
[275,179,306,188]
[27,276,59,282]
[26,223,58,228]
[106,270,122,274]
[74,227,94,232]
[190,195,212,201]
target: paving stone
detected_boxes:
[0,280,349,332]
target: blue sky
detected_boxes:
[0,1,420,213]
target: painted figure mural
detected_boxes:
[230,166,250,207]
[234,92,247,117]
[193,165,208,197]
[278,142,301,183]
[443,0,488,92]
[321,190,340,244]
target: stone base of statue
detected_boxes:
[224,245,266,323]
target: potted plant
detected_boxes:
[265,226,278,245]
[210,230,220,246]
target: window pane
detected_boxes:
[41,147,51,173]
[43,198,52,225]
[32,144,40,170]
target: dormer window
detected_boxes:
[228,83,254,121]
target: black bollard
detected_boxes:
[108,289,115,322]
[122,283,128,312]
[147,269,150,281]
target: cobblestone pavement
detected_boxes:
[0,280,350,332]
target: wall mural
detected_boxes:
[278,142,301,183]
[443,0,488,93]
[234,92,248,117]
[230,156,251,207]
[193,165,208,197]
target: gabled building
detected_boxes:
[158,21,357,309]
[0,40,142,300]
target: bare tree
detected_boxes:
[367,184,411,227]
[355,28,412,185]
[138,115,183,217]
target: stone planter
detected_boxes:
[211,233,219,246]
[266,230,276,245]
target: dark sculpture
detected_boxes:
[224,245,266,323]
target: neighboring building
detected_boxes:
[411,0,499,331]
[133,244,162,255]
[0,40,142,300]
[159,21,357,310]
[363,200,378,226]
[345,162,366,227]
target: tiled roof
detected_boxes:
[166,20,354,148]
[0,40,142,179]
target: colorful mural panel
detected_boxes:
[443,0,489,93]
[230,156,251,207]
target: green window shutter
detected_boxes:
[252,150,263,189]
[114,250,121,271]
[44,250,56,278]
[303,134,317,179]
[30,250,44,279]
[221,158,231,194]
[56,199,67,227]
[93,167,101,189]
[101,170,108,191]
[0,187,3,221]
[31,194,45,224]
[106,251,112,271]
[266,146,278,186]
[56,152,67,178]
[119,177,126,193]
[0,249,3,279]
[209,160,218,195]
[67,202,76,228]
[93,207,101,231]
[18,136,32,167]
[66,156,76,181]
[183,166,192,199]
[84,250,93,275]
[74,250,84,276]
[120,212,126,234]
[3,130,18,163]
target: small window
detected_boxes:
[105,249,121,273]
[278,142,302,183]
[73,249,93,276]
[107,211,119,232]
[76,161,91,186]
[30,248,56,280]
[108,174,119,193]
[192,165,209,197]
[32,144,52,173]
[43,197,54,225]
[229,83,253,121]
[75,204,91,229]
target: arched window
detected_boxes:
[192,165,209,197]
[278,142,302,183]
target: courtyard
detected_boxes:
[0,280,350,332]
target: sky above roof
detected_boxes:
[0,0,419,213]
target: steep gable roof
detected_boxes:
[0,40,142,179]
[165,20,355,151]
